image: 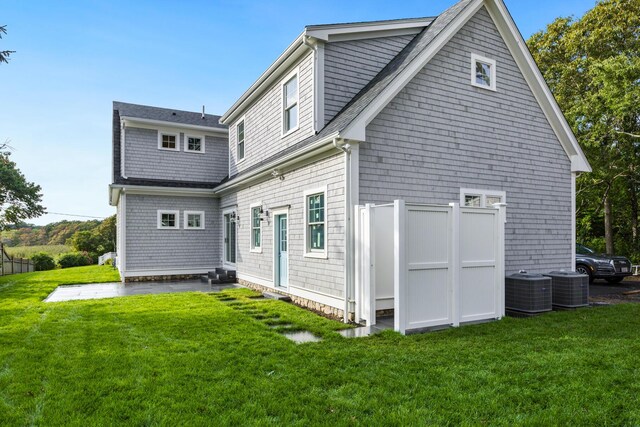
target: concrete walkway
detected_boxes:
[44,280,238,303]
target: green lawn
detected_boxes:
[1,267,640,425]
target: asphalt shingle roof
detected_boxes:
[113,101,226,129]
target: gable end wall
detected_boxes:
[324,34,416,125]
[360,6,573,274]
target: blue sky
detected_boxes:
[2,0,595,226]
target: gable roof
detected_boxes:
[216,0,590,192]
[114,101,226,130]
[219,17,435,125]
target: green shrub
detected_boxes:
[30,252,56,271]
[104,258,113,266]
[58,252,93,269]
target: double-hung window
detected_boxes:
[237,120,245,161]
[282,72,299,135]
[304,188,326,257]
[250,203,262,252]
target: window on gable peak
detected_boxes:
[470,54,496,91]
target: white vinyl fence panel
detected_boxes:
[356,200,505,335]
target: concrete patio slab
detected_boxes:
[44,280,239,303]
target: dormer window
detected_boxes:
[282,71,299,135]
[158,132,179,151]
[471,54,496,91]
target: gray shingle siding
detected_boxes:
[324,34,416,125]
[221,153,345,297]
[360,6,573,275]
[228,51,315,177]
[125,195,220,271]
[123,127,228,183]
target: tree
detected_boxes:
[527,0,640,256]
[0,144,46,230]
[0,25,15,64]
[67,215,116,260]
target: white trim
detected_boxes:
[303,185,328,259]
[315,43,325,131]
[158,131,180,151]
[222,207,237,268]
[483,0,590,172]
[249,202,263,253]
[237,272,274,288]
[184,210,205,230]
[184,134,205,154]
[120,122,127,179]
[470,53,497,91]
[287,284,344,310]
[305,18,433,42]
[213,133,340,194]
[109,185,215,205]
[571,172,577,271]
[459,188,506,208]
[272,207,290,289]
[124,266,218,278]
[236,116,246,162]
[281,67,300,137]
[338,0,590,173]
[157,210,180,229]
[220,35,310,124]
[120,193,127,280]
[121,116,227,134]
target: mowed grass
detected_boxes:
[3,244,71,259]
[1,267,640,425]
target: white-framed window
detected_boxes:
[460,188,506,208]
[237,119,245,161]
[185,135,204,153]
[184,211,205,229]
[250,202,262,252]
[470,53,496,91]
[157,210,179,229]
[158,132,179,151]
[304,187,327,258]
[282,69,299,136]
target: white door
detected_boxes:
[223,212,236,266]
[275,214,288,287]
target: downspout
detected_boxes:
[302,35,319,133]
[334,138,352,323]
[121,120,128,179]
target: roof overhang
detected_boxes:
[220,18,434,126]
[341,0,591,173]
[109,184,216,206]
[213,133,345,194]
[120,116,228,134]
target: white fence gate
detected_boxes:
[355,200,505,334]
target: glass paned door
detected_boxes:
[224,212,236,265]
[275,214,288,287]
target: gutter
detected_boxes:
[120,116,228,134]
[220,32,314,125]
[213,132,341,194]
[334,138,353,323]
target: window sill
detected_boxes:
[250,248,263,254]
[184,150,206,154]
[185,227,205,230]
[304,251,328,260]
[157,227,180,230]
[281,125,299,139]
[158,147,180,152]
[471,82,496,92]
